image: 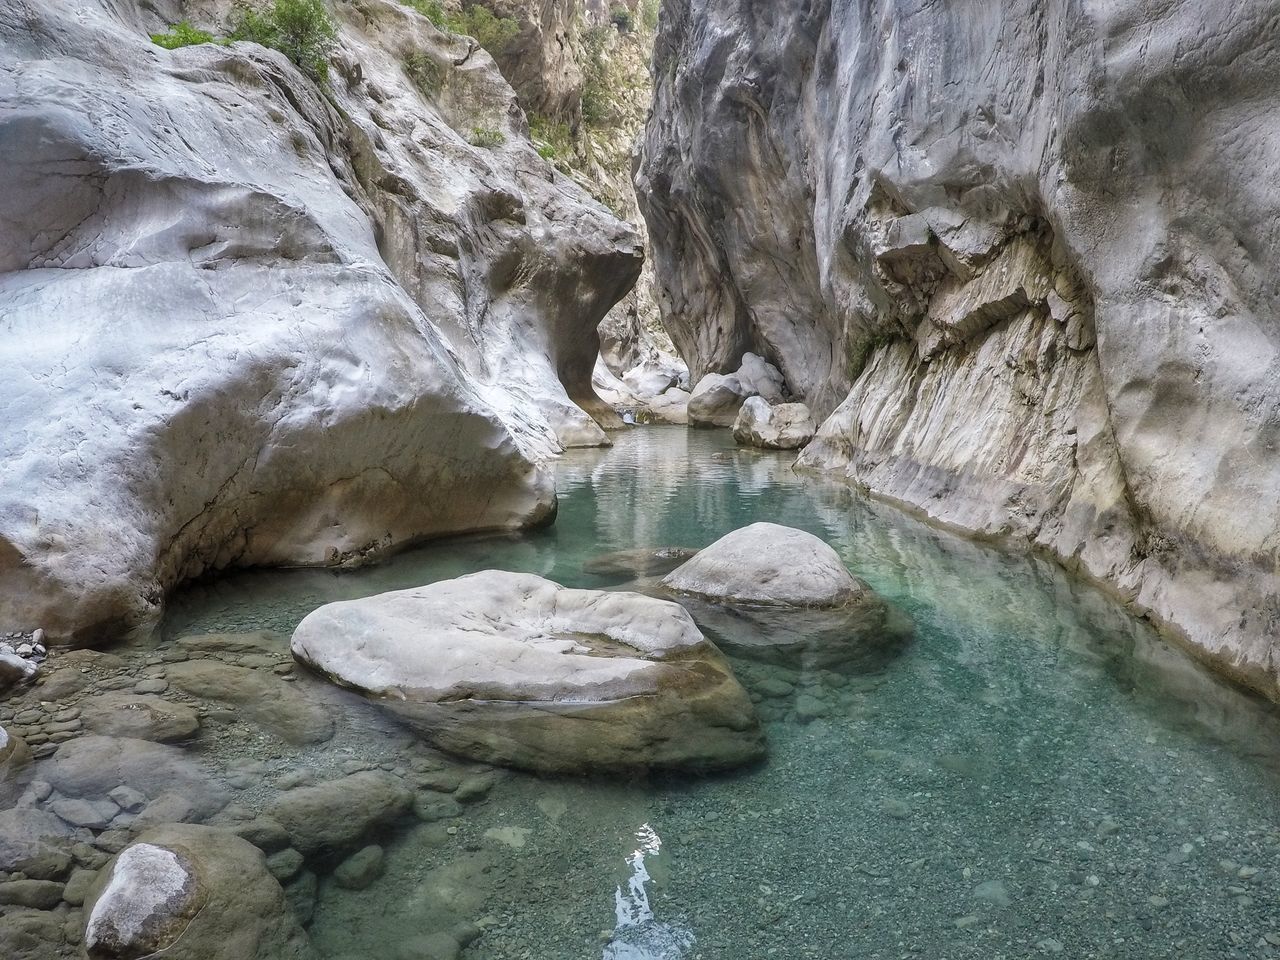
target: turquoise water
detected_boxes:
[164,427,1280,959]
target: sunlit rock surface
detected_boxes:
[0,0,642,645]
[638,0,1280,697]
[290,570,764,773]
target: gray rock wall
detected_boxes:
[639,0,1280,697]
[0,0,641,644]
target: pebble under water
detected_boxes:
[150,428,1280,958]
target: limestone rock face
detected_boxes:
[639,0,1280,697]
[733,398,816,451]
[0,0,642,645]
[290,570,764,773]
[84,824,314,960]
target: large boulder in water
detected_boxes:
[84,824,314,960]
[661,524,911,670]
[290,571,764,774]
[663,523,867,607]
[732,397,817,451]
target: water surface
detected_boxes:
[166,427,1280,959]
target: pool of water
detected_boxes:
[161,426,1280,960]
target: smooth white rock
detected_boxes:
[662,523,867,608]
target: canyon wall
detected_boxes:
[638,0,1280,697]
[0,0,642,643]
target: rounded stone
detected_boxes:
[662,522,866,607]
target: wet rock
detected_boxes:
[41,736,229,822]
[284,871,318,927]
[62,868,97,907]
[166,660,334,746]
[230,818,294,854]
[177,632,286,657]
[414,796,463,824]
[267,772,412,858]
[332,845,384,890]
[454,773,500,804]
[0,908,66,958]
[0,808,76,879]
[84,824,315,959]
[78,693,200,743]
[732,398,816,450]
[395,932,462,960]
[50,798,119,830]
[291,571,765,774]
[267,848,305,883]
[0,879,64,909]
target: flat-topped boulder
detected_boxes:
[290,571,763,774]
[661,524,912,670]
[663,523,868,607]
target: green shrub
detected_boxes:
[150,21,220,49]
[402,2,520,58]
[229,0,337,83]
[609,6,634,32]
[401,0,446,19]
[641,0,659,32]
[528,113,574,161]
[469,126,505,148]
[580,24,613,126]
[405,51,444,95]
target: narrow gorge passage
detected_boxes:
[3,2,1280,959]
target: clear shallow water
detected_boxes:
[163,427,1280,959]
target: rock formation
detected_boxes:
[660,523,912,669]
[290,570,765,772]
[84,824,315,960]
[0,0,643,645]
[638,0,1280,698]
[732,398,816,451]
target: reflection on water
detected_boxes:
[604,824,693,960]
[154,427,1280,959]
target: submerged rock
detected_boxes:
[290,571,764,774]
[41,736,229,824]
[78,693,199,744]
[582,546,700,582]
[732,397,816,450]
[266,772,412,859]
[84,824,315,960]
[166,660,333,746]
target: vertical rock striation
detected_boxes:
[0,0,642,644]
[639,0,1280,697]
